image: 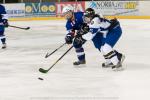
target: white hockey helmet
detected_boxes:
[62,6,74,14]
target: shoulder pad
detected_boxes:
[89,17,101,28]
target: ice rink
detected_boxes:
[0,19,150,100]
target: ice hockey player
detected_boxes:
[0,4,8,49]
[76,8,125,70]
[62,6,87,65]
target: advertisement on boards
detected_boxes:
[86,1,139,16]
[3,3,25,18]
[25,2,56,17]
[56,1,85,16]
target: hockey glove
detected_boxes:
[108,18,119,30]
[65,34,73,44]
[79,23,89,35]
[3,19,9,27]
[74,35,86,45]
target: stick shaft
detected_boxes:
[45,43,66,58]
[8,25,29,30]
[42,45,73,73]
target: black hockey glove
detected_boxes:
[108,18,119,30]
[3,19,9,27]
[65,34,73,44]
[74,34,86,45]
[78,23,89,35]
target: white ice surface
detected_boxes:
[0,19,150,100]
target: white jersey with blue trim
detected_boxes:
[82,17,111,40]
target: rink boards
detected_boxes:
[2,1,150,21]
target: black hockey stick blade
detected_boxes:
[39,68,48,73]
[45,53,49,58]
[44,43,66,58]
[19,26,30,30]
[45,50,56,58]
[25,27,30,30]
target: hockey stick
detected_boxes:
[8,25,30,30]
[39,45,73,73]
[45,43,66,58]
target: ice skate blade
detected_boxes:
[113,67,124,71]
[74,64,86,68]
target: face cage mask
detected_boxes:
[83,16,91,24]
[63,11,73,20]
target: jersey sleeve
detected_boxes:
[0,5,6,14]
[65,21,75,37]
[82,31,97,40]
[0,5,8,20]
[66,21,72,30]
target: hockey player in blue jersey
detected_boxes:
[0,4,8,49]
[76,8,125,70]
[62,6,87,65]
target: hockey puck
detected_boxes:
[38,77,44,80]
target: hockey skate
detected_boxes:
[112,62,123,71]
[102,53,125,68]
[73,60,86,65]
[2,43,6,49]
[112,54,125,71]
[102,62,113,68]
[117,53,125,64]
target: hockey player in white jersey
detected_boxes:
[76,8,125,70]
[0,4,8,49]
